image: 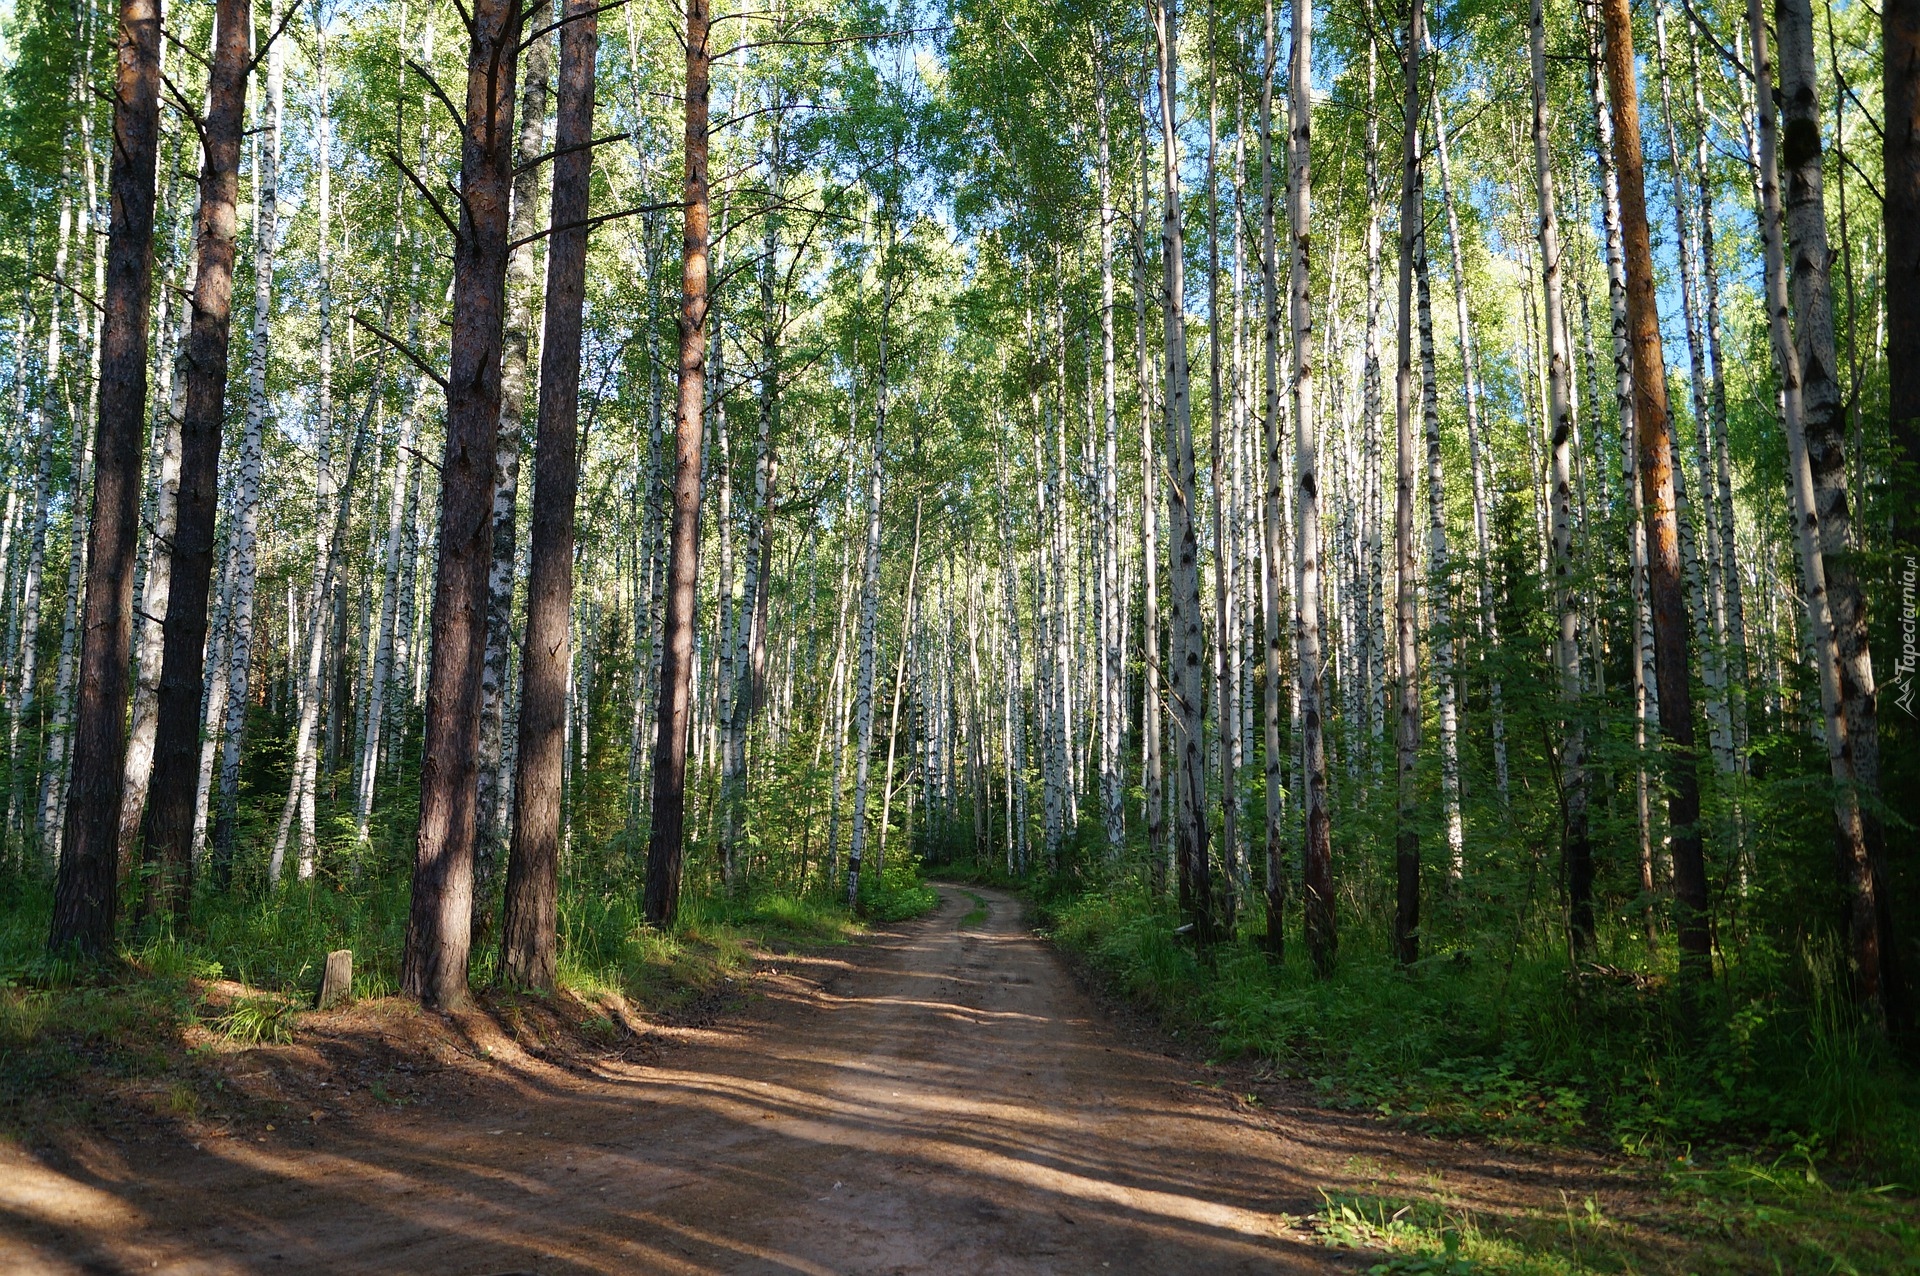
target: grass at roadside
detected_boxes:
[0,864,938,1137]
[941,867,1920,1274]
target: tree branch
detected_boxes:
[247,0,303,75]
[160,25,213,71]
[159,69,207,133]
[406,58,467,136]
[515,131,631,176]
[712,26,943,62]
[35,271,104,316]
[353,314,449,393]
[1676,0,1752,82]
[518,0,630,53]
[389,148,463,243]
[506,201,686,254]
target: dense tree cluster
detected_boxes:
[0,0,1912,1030]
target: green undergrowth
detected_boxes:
[1293,1155,1920,1275]
[0,860,937,1132]
[1019,878,1920,1274]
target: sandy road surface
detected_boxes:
[0,885,1627,1274]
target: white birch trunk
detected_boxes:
[1427,49,1508,803]
[1531,0,1593,941]
[477,27,553,888]
[1288,0,1333,965]
[1153,0,1215,936]
[1747,0,1879,1016]
[845,229,889,907]
[1414,230,1463,874]
[213,0,283,873]
[1094,43,1126,861]
[1135,75,1166,883]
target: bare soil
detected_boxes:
[0,884,1678,1273]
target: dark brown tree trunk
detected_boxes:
[1601,0,1709,967]
[401,0,524,1009]
[1889,0,1920,551]
[499,0,596,991]
[139,0,250,924]
[645,0,711,929]
[48,0,163,956]
[1881,0,1920,1044]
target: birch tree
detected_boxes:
[1152,0,1215,941]
[1289,0,1333,973]
[1530,0,1592,951]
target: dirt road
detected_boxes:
[0,885,1631,1273]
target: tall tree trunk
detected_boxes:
[995,439,1028,876]
[1600,0,1710,967]
[10,377,56,845]
[845,228,888,908]
[401,0,525,1007]
[1094,40,1125,862]
[19,148,76,849]
[188,526,232,867]
[353,360,426,841]
[1531,0,1593,952]
[1288,0,1333,973]
[1135,71,1165,887]
[1776,0,1885,904]
[139,0,249,920]
[1392,0,1424,967]
[1890,0,1920,557]
[118,322,182,867]
[1653,1,1735,779]
[214,0,284,882]
[1206,0,1239,927]
[736,97,785,871]
[1362,24,1386,764]
[499,0,594,990]
[1414,217,1462,875]
[822,400,859,882]
[1153,0,1215,941]
[478,20,554,921]
[292,24,336,873]
[714,332,739,881]
[48,0,162,955]
[1752,0,1890,1024]
[41,389,90,859]
[1587,0,1656,937]
[1259,0,1286,954]
[1428,40,1507,804]
[1688,30,1748,758]
[643,0,710,928]
[120,66,191,864]
[876,496,922,877]
[271,407,368,880]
